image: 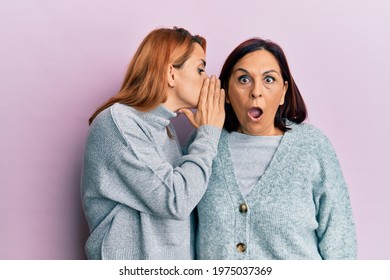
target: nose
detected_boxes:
[250,84,262,99]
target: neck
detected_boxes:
[161,100,179,112]
[162,93,191,113]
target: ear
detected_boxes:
[167,64,175,88]
[279,81,288,105]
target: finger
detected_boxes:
[179,109,199,128]
[219,88,226,111]
[207,75,216,107]
[198,78,209,110]
[213,78,221,107]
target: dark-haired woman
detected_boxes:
[189,38,357,259]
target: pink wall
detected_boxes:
[1,0,389,259]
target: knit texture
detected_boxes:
[81,103,221,259]
[195,123,357,259]
[228,132,282,197]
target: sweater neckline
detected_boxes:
[219,125,296,204]
[146,105,177,127]
[113,103,177,129]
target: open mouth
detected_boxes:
[248,107,263,121]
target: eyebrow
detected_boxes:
[200,59,206,67]
[234,68,281,76]
[263,69,280,76]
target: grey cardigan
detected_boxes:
[195,123,357,259]
[81,103,221,259]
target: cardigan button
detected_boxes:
[239,203,248,213]
[236,243,246,252]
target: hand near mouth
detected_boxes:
[180,76,226,129]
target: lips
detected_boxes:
[248,107,263,121]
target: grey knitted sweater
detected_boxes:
[195,123,357,259]
[81,103,221,259]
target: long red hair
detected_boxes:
[89,27,206,125]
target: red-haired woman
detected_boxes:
[81,27,225,259]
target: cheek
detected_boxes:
[192,77,203,99]
[229,90,246,108]
[229,97,246,118]
[194,76,203,90]
[227,84,241,101]
[198,77,204,88]
[266,93,284,113]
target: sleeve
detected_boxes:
[314,135,358,259]
[92,120,221,221]
[182,128,198,156]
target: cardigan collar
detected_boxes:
[218,125,297,204]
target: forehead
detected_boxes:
[189,43,205,60]
[234,49,280,72]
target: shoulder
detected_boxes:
[111,103,151,138]
[109,103,143,130]
[288,122,326,137]
[287,122,341,168]
[89,103,134,134]
[89,103,150,146]
[287,122,332,149]
[90,103,138,128]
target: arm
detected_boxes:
[99,124,221,221]
[314,137,357,259]
[84,77,225,221]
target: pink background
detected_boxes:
[1,0,389,259]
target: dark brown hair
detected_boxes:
[220,38,307,132]
[89,27,206,125]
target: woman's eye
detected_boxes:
[238,75,250,84]
[198,68,205,74]
[264,76,275,83]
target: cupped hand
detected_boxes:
[180,76,225,129]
